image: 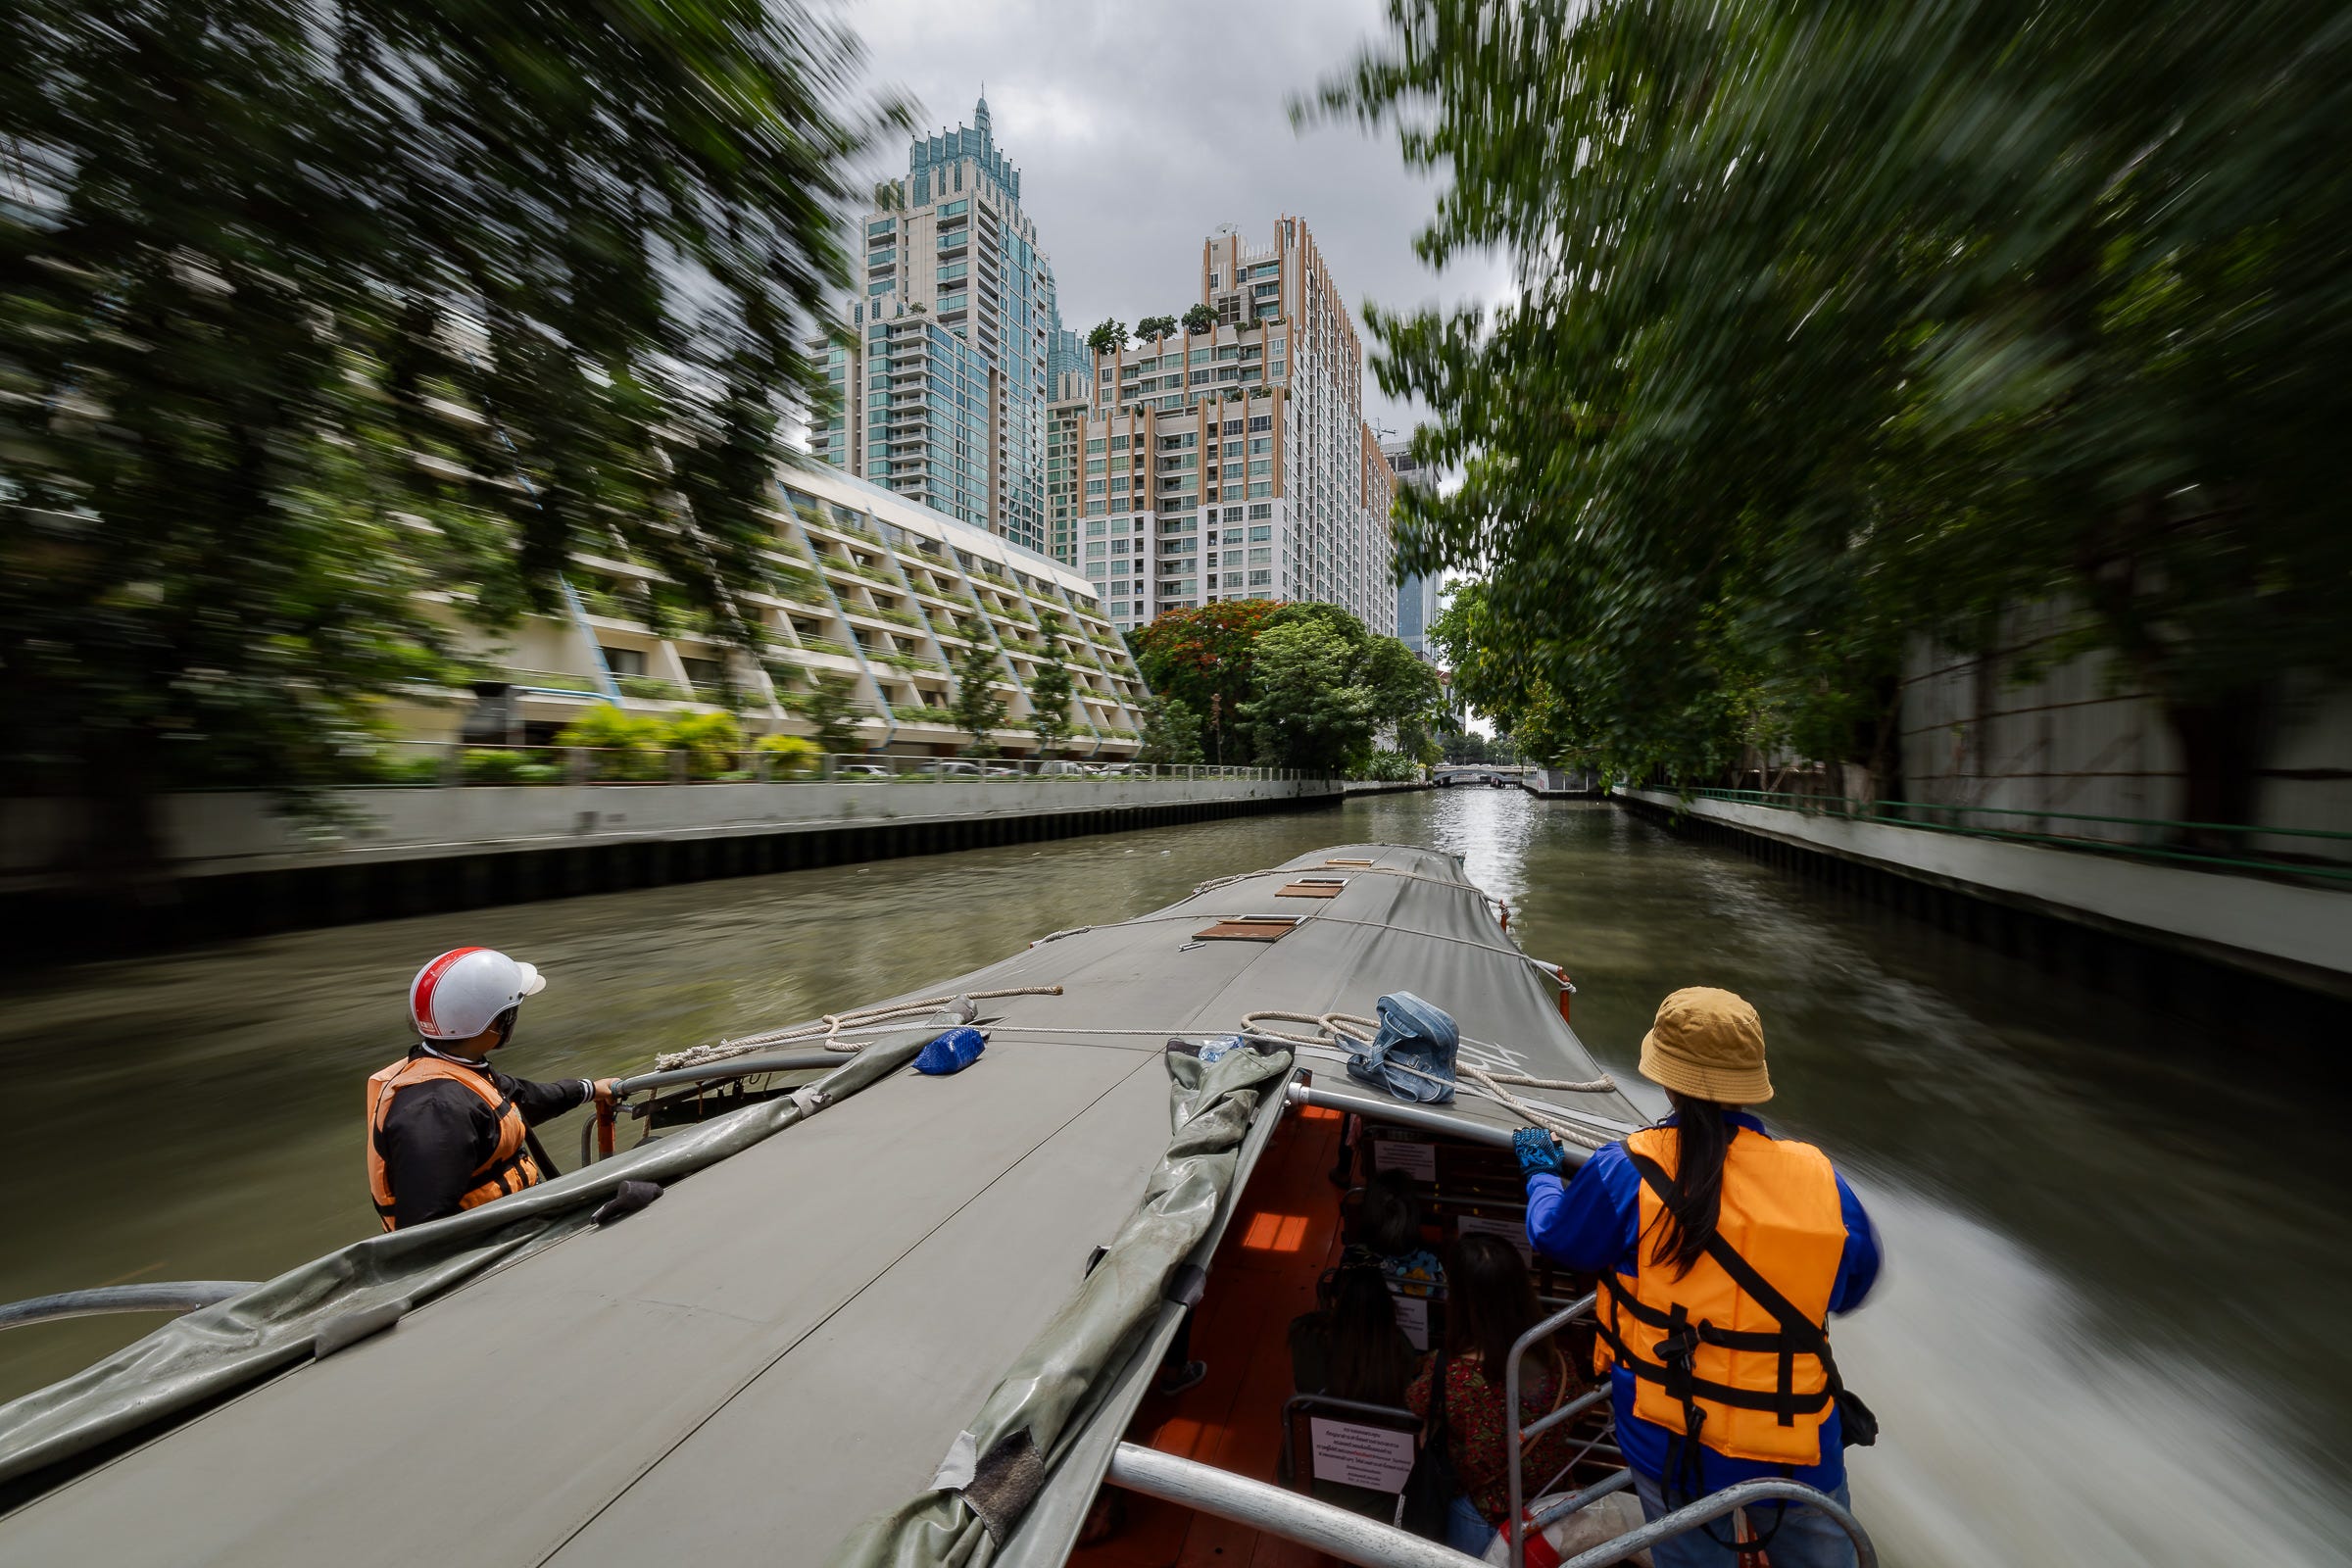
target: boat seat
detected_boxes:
[1279,1395,1423,1523]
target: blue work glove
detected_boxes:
[1514,1126,1565,1180]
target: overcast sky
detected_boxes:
[838,0,1506,437]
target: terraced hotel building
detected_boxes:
[403,464,1149,760]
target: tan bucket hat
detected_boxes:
[1639,987,1773,1103]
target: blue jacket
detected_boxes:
[1524,1110,1882,1493]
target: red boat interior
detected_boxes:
[1073,1102,1616,1566]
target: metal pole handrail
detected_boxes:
[1523,1383,1610,1446]
[1105,1442,1486,1568]
[1552,1478,1875,1568]
[1528,1467,1633,1532]
[1503,1293,1596,1568]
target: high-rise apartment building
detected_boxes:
[815,96,1059,555]
[1053,218,1396,633]
[1383,436,1442,660]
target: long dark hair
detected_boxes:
[1646,1091,1729,1278]
[1358,1167,1426,1258]
[1445,1234,1550,1377]
[1326,1266,1417,1405]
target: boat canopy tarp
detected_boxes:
[0,845,1636,1565]
[831,1042,1291,1568]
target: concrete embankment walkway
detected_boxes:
[3,776,1342,945]
[1617,786,2352,1018]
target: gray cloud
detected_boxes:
[839,0,1504,437]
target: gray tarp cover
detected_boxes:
[0,844,1635,1565]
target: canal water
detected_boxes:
[1,790,2345,1564]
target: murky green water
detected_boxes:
[2,791,2344,1563]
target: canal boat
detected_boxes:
[0,844,1876,1566]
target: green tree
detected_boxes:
[1238,620,1376,773]
[802,669,869,758]
[1026,611,1077,757]
[1136,314,1180,344]
[1318,0,2352,813]
[1182,304,1216,335]
[948,639,1008,757]
[665,710,744,780]
[0,0,901,882]
[1086,318,1129,357]
[1130,599,1289,760]
[554,704,668,781]
[1136,695,1205,765]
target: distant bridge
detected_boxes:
[1432,764,1529,787]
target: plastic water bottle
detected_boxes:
[1197,1034,1244,1064]
[914,1026,986,1076]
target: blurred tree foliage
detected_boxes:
[1319,1,2352,814]
[0,0,901,877]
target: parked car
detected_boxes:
[984,764,1021,777]
[931,760,986,778]
[1037,760,1088,777]
[835,763,892,781]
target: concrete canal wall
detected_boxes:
[2,775,1343,947]
[1617,787,2352,1029]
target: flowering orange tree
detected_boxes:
[1130,600,1289,758]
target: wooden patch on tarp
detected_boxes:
[1324,858,1375,867]
[1276,879,1347,899]
[1193,916,1299,942]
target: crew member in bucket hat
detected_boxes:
[1509,989,1884,1568]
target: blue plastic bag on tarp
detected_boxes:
[914,1026,986,1076]
[1345,992,1458,1103]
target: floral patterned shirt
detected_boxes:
[1405,1350,1585,1527]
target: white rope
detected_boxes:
[654,985,1064,1071]
[1237,1010,1619,1152]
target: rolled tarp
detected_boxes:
[829,1041,1292,1568]
[0,1013,958,1493]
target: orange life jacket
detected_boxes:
[366,1054,542,1232]
[1592,1123,1847,1466]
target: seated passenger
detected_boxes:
[1289,1263,1419,1406]
[1346,1165,1446,1298]
[1405,1234,1585,1556]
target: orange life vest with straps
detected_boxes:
[366,1054,543,1231]
[1592,1123,1848,1466]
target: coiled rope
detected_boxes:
[654,985,1064,1071]
[1236,1010,1619,1151]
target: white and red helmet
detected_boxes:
[409,948,547,1041]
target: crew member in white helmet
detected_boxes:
[365,947,617,1231]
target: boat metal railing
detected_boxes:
[1500,1294,1877,1568]
[1669,786,2352,886]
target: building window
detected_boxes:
[1249,416,1272,432]
[1248,569,1272,587]
[1248,547,1273,564]
[1249,483,1272,498]
[1249,506,1273,521]
[1249,524,1272,540]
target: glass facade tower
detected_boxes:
[815,96,1059,555]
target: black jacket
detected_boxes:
[377,1045,590,1229]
